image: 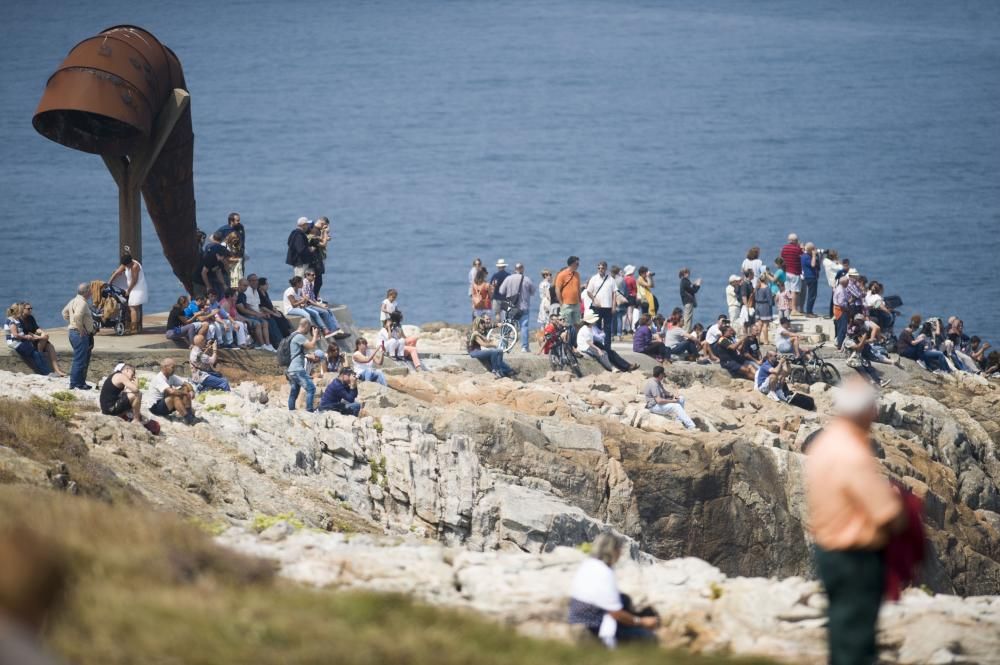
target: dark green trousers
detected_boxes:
[814,546,885,665]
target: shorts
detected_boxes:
[776,340,794,354]
[103,393,132,416]
[786,273,801,293]
[149,398,173,417]
[720,359,745,376]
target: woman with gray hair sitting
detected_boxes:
[568,532,659,647]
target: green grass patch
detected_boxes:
[50,391,77,403]
[252,512,305,534]
[0,488,774,665]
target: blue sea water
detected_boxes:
[1,0,998,343]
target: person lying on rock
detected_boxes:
[643,366,696,429]
[149,358,197,425]
[319,367,362,416]
[568,532,659,648]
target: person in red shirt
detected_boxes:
[780,233,805,314]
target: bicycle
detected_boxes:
[485,305,519,353]
[544,331,582,377]
[785,342,842,386]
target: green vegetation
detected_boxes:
[369,455,388,488]
[372,417,384,434]
[0,488,772,665]
[0,398,135,503]
[709,582,724,600]
[50,390,77,403]
[252,512,305,533]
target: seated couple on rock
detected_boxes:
[568,532,660,648]
[98,363,159,434]
[4,302,56,376]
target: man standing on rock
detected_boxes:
[498,262,536,352]
[806,378,906,665]
[554,256,582,328]
[62,283,97,390]
[781,233,804,315]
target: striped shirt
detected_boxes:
[781,243,804,275]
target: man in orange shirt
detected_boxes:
[554,255,582,328]
[806,377,906,665]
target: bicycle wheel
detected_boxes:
[820,363,841,385]
[498,322,518,353]
[788,366,811,385]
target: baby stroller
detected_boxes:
[91,283,130,336]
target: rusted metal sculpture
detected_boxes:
[33,25,199,292]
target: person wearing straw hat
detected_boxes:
[489,258,511,319]
[578,311,638,372]
[725,275,742,325]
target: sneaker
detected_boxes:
[71,384,93,390]
[767,391,783,402]
[917,360,928,370]
[332,330,350,339]
[262,344,276,352]
[879,378,892,388]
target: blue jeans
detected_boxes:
[14,341,51,375]
[922,349,951,372]
[286,307,324,329]
[199,373,231,392]
[470,348,512,375]
[357,368,387,385]
[286,370,315,411]
[518,315,530,351]
[649,396,696,429]
[306,306,339,332]
[835,312,848,349]
[68,330,92,387]
[669,340,698,357]
[321,401,362,416]
[264,317,283,342]
[803,278,818,315]
[208,271,228,300]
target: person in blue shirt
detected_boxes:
[800,243,820,317]
[286,320,319,412]
[489,259,511,319]
[319,367,362,416]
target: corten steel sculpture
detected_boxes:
[33,25,199,294]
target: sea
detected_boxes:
[2,0,999,343]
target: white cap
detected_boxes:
[623,265,635,276]
[728,274,741,283]
[496,258,508,268]
[296,216,311,226]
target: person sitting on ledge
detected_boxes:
[165,295,208,347]
[189,335,231,392]
[755,350,791,402]
[255,277,292,339]
[18,301,67,377]
[352,337,388,386]
[643,365,696,429]
[99,363,143,424]
[577,312,637,372]
[715,326,756,380]
[319,367,362,416]
[149,359,197,425]
[774,316,807,358]
[568,532,660,648]
[4,303,53,376]
[467,315,515,379]
[632,314,670,363]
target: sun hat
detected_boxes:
[847,268,860,277]
[496,258,508,268]
[624,265,636,276]
[582,312,600,324]
[728,274,741,283]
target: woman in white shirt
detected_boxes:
[282,276,326,330]
[741,247,765,286]
[821,249,842,318]
[352,337,387,385]
[108,253,148,333]
[537,269,553,324]
[568,533,659,648]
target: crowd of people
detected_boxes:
[466,233,998,395]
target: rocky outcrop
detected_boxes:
[1,338,999,663]
[219,528,1000,665]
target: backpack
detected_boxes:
[276,334,297,369]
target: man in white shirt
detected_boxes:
[586,261,617,344]
[498,262,537,352]
[149,358,196,425]
[705,314,728,346]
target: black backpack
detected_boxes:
[276,334,299,369]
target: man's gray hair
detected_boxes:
[77,283,89,296]
[590,532,624,566]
